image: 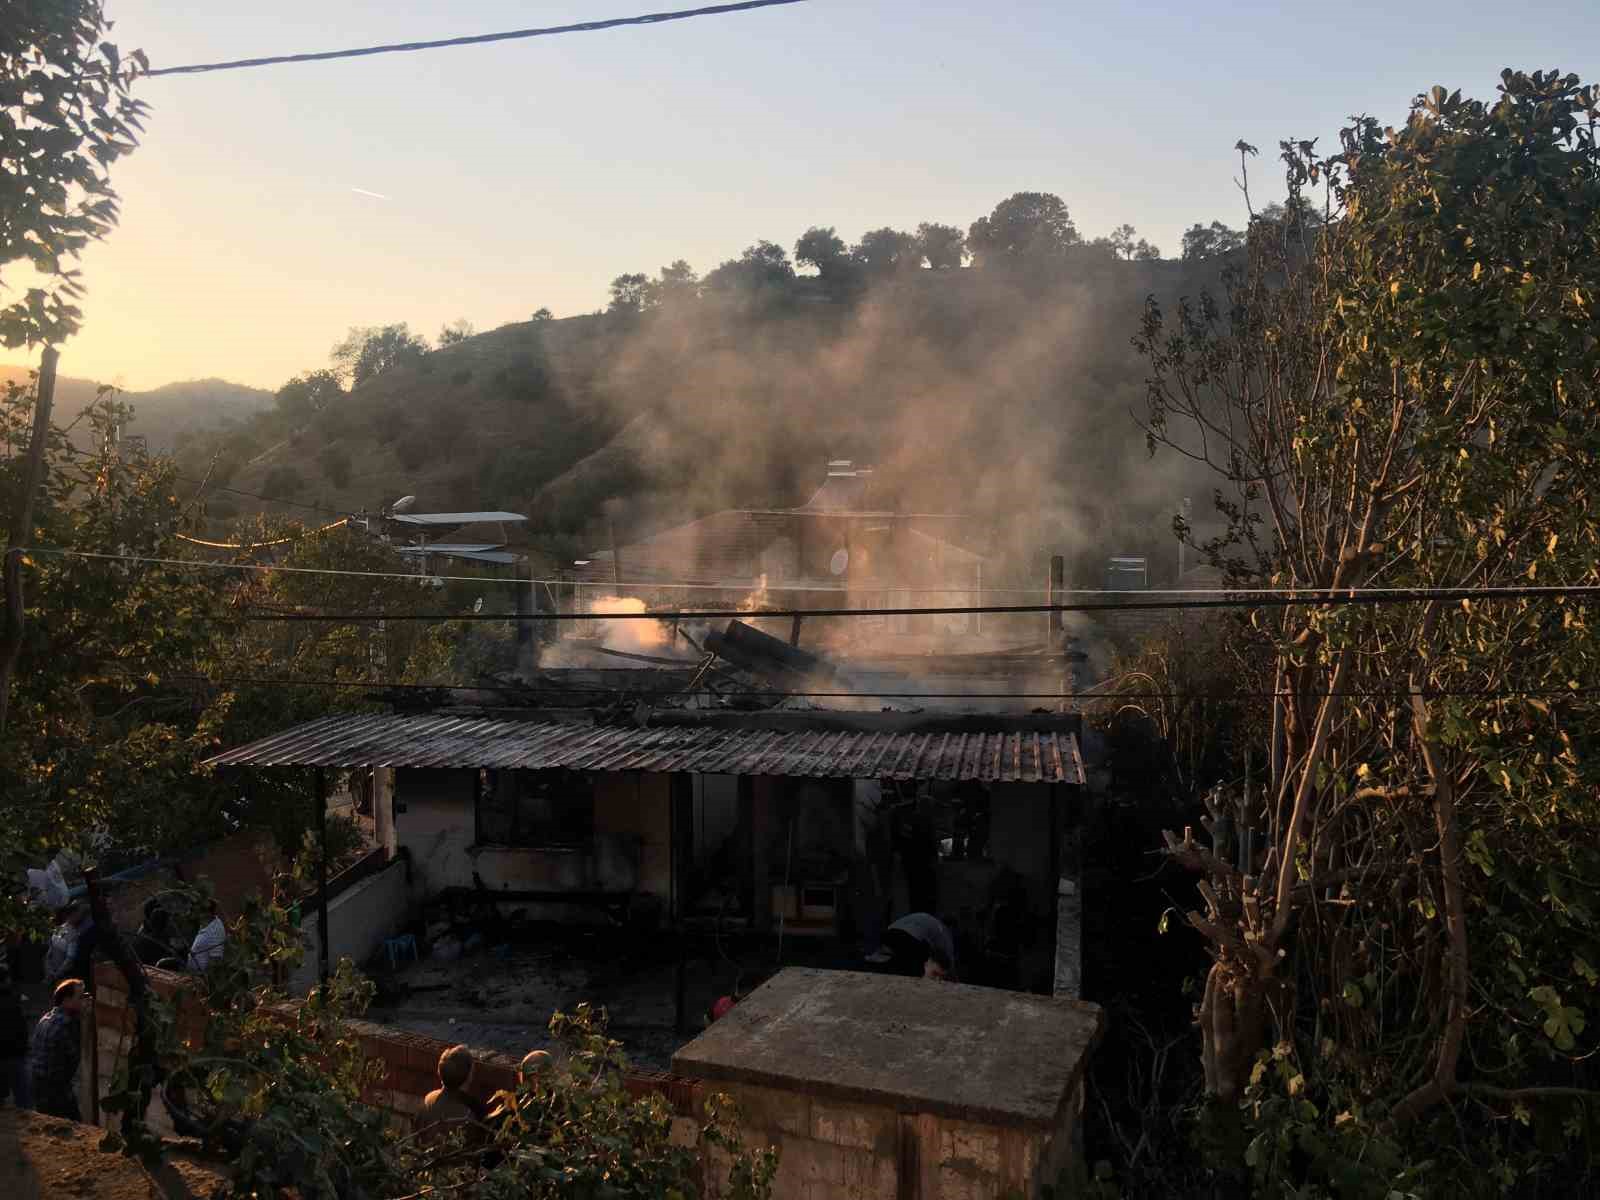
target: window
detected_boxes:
[476,769,595,848]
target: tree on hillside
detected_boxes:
[852,227,920,277]
[966,192,1080,265]
[607,273,651,317]
[1,1,147,349]
[273,369,343,422]
[531,307,554,322]
[330,323,429,387]
[794,226,852,283]
[438,318,475,346]
[702,240,795,296]
[1137,70,1600,1193]
[651,259,700,308]
[0,388,225,918]
[1178,219,1244,261]
[916,221,967,269]
[1107,223,1161,261]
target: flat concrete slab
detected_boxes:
[672,967,1103,1130]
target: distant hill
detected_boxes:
[122,378,273,451]
[0,367,271,453]
[205,253,1229,586]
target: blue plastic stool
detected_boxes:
[384,933,418,970]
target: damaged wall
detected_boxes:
[393,767,670,902]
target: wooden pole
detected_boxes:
[1047,554,1065,649]
[0,347,59,732]
[316,768,331,994]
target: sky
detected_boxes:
[3,0,1592,390]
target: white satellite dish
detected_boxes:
[829,548,849,576]
[391,495,417,513]
[473,597,484,613]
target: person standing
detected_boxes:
[27,978,85,1121]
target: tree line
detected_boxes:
[604,190,1257,315]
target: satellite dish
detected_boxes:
[473,597,484,613]
[391,495,417,513]
[829,548,849,576]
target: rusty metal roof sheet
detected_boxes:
[204,714,1083,784]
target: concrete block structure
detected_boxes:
[673,967,1103,1199]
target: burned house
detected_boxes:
[567,461,987,647]
[206,701,1085,1009]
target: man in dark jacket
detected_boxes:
[27,978,84,1121]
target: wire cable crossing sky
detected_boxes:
[143,0,810,76]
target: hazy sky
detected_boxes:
[2,0,1589,390]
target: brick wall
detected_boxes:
[84,962,703,1144]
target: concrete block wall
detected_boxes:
[713,1081,1083,1200]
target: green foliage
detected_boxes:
[1136,67,1600,1195]
[439,318,475,346]
[0,1,148,348]
[916,221,967,269]
[966,191,1081,264]
[702,240,794,297]
[852,226,919,277]
[103,901,775,1198]
[331,323,430,387]
[608,272,651,317]
[1177,219,1244,262]
[274,369,344,422]
[794,225,852,283]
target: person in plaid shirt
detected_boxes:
[27,978,84,1121]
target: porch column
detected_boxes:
[372,766,397,860]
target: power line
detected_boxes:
[215,582,1600,622]
[174,518,350,551]
[24,548,1600,615]
[55,441,344,515]
[90,668,1600,704]
[30,546,1060,592]
[144,0,809,77]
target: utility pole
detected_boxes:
[0,347,59,732]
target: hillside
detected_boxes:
[1,366,271,452]
[124,377,273,450]
[199,254,1229,585]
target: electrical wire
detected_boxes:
[54,440,345,515]
[28,547,1600,610]
[143,0,809,77]
[209,582,1600,622]
[86,666,1600,703]
[174,518,349,551]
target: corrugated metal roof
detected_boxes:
[388,512,526,526]
[204,714,1083,784]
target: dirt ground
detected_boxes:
[365,923,864,1071]
[0,1107,226,1200]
